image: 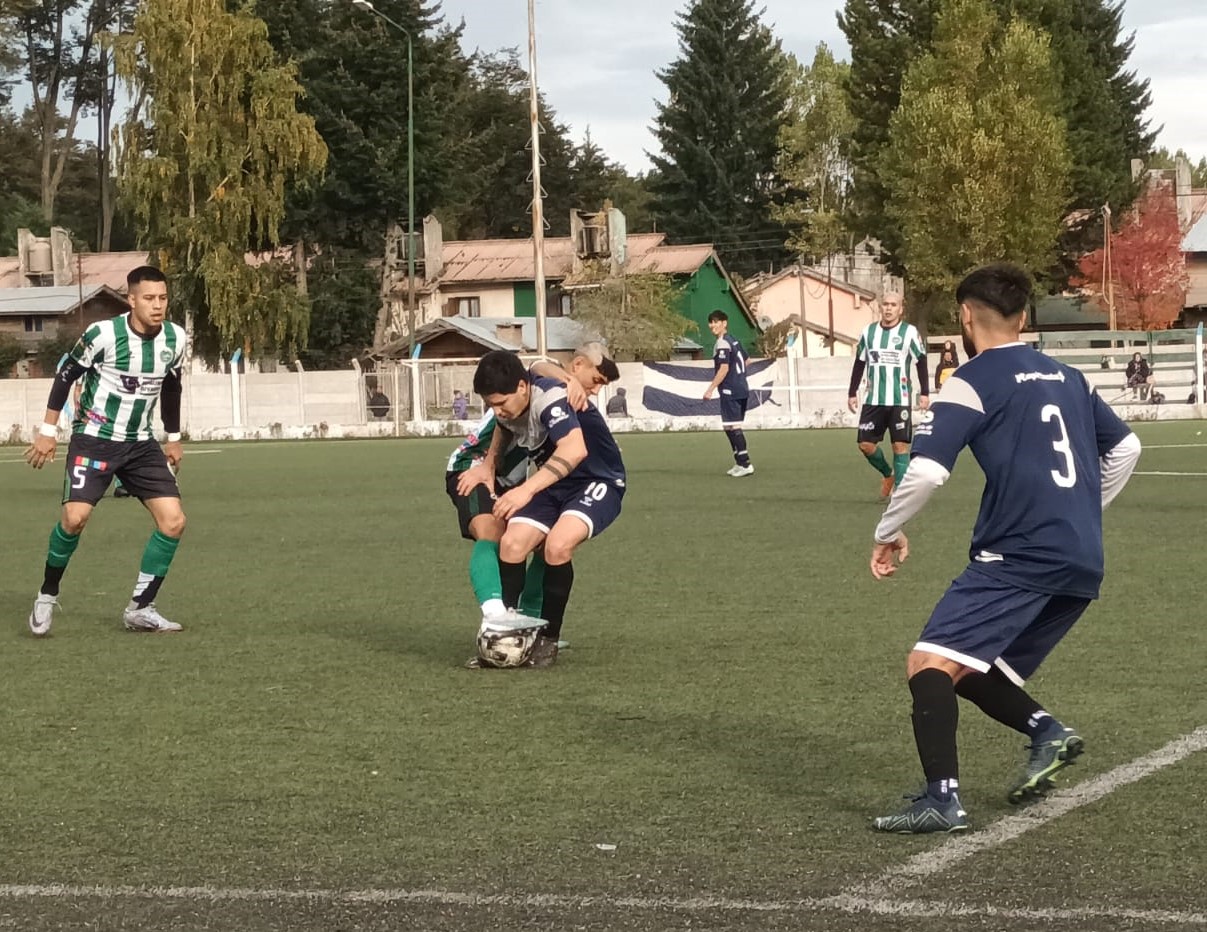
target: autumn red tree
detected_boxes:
[1077,183,1189,330]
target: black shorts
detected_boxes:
[857,405,913,445]
[62,435,180,505]
[445,471,506,540]
[720,395,749,426]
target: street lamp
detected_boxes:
[350,0,416,349]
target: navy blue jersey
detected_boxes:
[501,376,626,488]
[912,344,1131,598]
[713,334,749,398]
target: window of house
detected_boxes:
[23,316,43,333]
[456,297,481,318]
[548,293,572,318]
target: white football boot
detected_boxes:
[123,603,182,633]
[28,592,59,637]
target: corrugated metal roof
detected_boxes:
[433,233,712,284]
[1184,214,1207,253]
[0,252,149,290]
[412,314,702,355]
[0,284,125,316]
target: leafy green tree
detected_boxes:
[296,254,379,370]
[879,0,1070,324]
[774,43,856,263]
[570,131,654,231]
[840,0,1153,282]
[0,332,24,377]
[114,0,327,360]
[571,274,692,361]
[649,0,791,275]
[1146,147,1207,188]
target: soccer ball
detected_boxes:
[476,617,546,668]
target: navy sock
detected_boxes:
[540,561,574,640]
[725,429,751,466]
[499,560,526,610]
[955,667,1046,737]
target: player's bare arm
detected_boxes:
[25,357,87,469]
[456,424,508,496]
[493,429,587,520]
[530,360,589,412]
[704,364,728,400]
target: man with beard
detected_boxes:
[867,263,1142,834]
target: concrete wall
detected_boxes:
[4,339,1205,445]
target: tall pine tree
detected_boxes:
[649,0,790,275]
[839,0,1153,283]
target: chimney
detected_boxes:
[50,227,73,287]
[495,322,525,347]
[1175,156,1192,232]
[423,215,444,281]
[607,207,627,276]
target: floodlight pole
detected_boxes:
[351,0,415,347]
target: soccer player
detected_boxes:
[847,292,930,500]
[24,265,188,635]
[868,263,1142,834]
[464,343,624,667]
[445,360,589,627]
[702,310,754,477]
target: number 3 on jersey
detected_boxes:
[1041,404,1077,488]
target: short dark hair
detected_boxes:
[473,350,526,396]
[707,310,728,323]
[598,356,620,382]
[955,263,1032,317]
[127,265,167,290]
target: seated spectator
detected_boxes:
[935,348,959,388]
[605,386,629,417]
[1125,352,1154,400]
[367,387,391,419]
[452,390,469,420]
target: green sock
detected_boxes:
[893,453,911,487]
[469,539,503,605]
[865,448,892,477]
[519,551,547,617]
[47,522,81,568]
[140,530,180,577]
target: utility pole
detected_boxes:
[1104,203,1116,333]
[527,0,547,357]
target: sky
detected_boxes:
[442,0,1207,173]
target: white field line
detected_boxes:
[1134,471,1207,477]
[0,883,1202,927]
[1142,443,1207,449]
[851,725,1207,899]
[0,449,223,465]
[0,727,1203,927]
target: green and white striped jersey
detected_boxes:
[855,321,925,407]
[445,411,529,486]
[70,314,187,442]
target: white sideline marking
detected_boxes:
[0,727,1204,927]
[1143,443,1207,449]
[1134,471,1207,477]
[853,726,1207,899]
[0,883,1203,927]
[0,449,222,465]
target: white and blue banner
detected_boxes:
[640,360,780,418]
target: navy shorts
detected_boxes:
[916,568,1091,684]
[510,478,624,539]
[720,394,748,426]
[62,435,180,505]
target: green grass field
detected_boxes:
[2,424,1206,931]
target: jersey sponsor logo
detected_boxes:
[1015,371,1066,383]
[859,420,876,431]
[84,408,110,426]
[546,404,569,427]
[917,410,935,425]
[119,375,141,394]
[74,455,108,470]
[869,349,904,366]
